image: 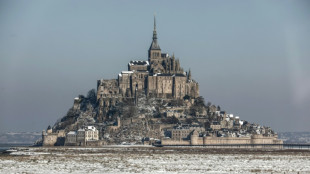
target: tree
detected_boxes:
[64,108,79,119]
[204,121,211,129]
[183,95,191,100]
[161,116,179,124]
[128,105,137,118]
[185,118,193,124]
[87,89,97,105]
[185,117,197,124]
[195,96,206,107]
[169,99,184,107]
[189,96,207,116]
[217,105,221,111]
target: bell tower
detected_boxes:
[148,16,161,62]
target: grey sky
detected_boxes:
[1,0,310,133]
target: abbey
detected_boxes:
[44,17,282,147]
[96,17,199,121]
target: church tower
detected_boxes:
[148,16,161,62]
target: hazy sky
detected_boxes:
[1,0,310,133]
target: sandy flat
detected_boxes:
[0,146,309,174]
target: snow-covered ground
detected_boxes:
[0,146,309,173]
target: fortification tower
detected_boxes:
[190,130,199,145]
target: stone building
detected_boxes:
[96,17,199,121]
[85,126,99,141]
[65,131,77,145]
[171,126,205,141]
[65,126,99,146]
[42,127,65,146]
[210,122,221,130]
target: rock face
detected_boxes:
[47,17,282,146]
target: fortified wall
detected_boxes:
[42,128,65,146]
[161,130,283,146]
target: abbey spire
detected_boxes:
[148,16,161,61]
[150,15,160,50]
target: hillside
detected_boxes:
[42,17,281,146]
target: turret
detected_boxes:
[190,130,199,145]
[47,125,52,134]
[188,69,192,81]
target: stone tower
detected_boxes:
[190,130,199,145]
[148,16,161,64]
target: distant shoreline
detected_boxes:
[0,143,32,152]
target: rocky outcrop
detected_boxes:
[45,17,281,146]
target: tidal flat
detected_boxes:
[0,146,309,174]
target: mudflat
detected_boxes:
[1,146,309,173]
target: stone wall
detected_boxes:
[96,79,119,100]
[85,140,102,146]
[42,129,65,146]
[203,136,251,145]
[161,133,283,146]
[161,138,190,145]
[43,134,58,146]
[251,134,283,144]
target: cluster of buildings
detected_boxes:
[160,113,283,146]
[64,126,99,146]
[42,126,100,146]
[95,17,199,122]
[43,17,283,147]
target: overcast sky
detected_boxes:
[1,0,310,133]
